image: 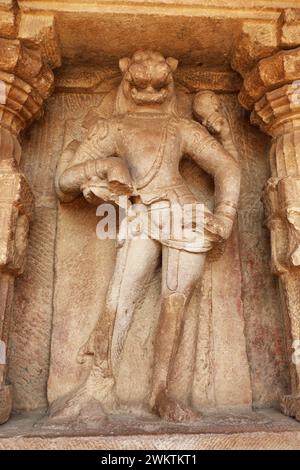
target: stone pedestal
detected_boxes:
[1,409,300,450]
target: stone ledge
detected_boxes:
[16,1,296,19]
[0,409,300,450]
[1,430,300,450]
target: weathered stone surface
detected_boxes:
[16,0,292,69]
[0,167,34,423]
[0,409,300,450]
[8,96,65,410]
[54,64,242,95]
[0,32,57,423]
[282,394,300,422]
[0,385,12,424]
[236,44,300,423]
[6,66,289,422]
[0,0,16,37]
[231,21,279,77]
[18,13,61,69]
[279,8,300,48]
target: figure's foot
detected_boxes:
[48,391,107,425]
[153,389,201,423]
[46,366,116,426]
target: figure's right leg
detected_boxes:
[110,238,161,375]
[79,238,161,377]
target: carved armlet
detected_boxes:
[215,201,237,221]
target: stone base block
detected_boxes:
[0,408,300,449]
[0,385,12,425]
[281,395,300,422]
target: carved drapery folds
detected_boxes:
[0,37,54,423]
[235,44,300,421]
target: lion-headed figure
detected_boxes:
[114,50,179,114]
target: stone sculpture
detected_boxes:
[53,50,241,422]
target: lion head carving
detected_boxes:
[114,50,179,115]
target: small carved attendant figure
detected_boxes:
[55,51,241,422]
[193,90,239,162]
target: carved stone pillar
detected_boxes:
[236,46,300,421]
[0,37,54,423]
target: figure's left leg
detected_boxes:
[150,247,206,421]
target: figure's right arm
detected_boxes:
[56,118,117,201]
[70,118,116,165]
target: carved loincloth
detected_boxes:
[118,184,216,253]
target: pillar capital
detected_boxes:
[238,47,300,113]
[0,37,54,144]
[251,83,300,137]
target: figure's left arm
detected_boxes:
[181,119,241,240]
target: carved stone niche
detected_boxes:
[1,0,300,451]
[48,51,249,426]
[0,51,295,449]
